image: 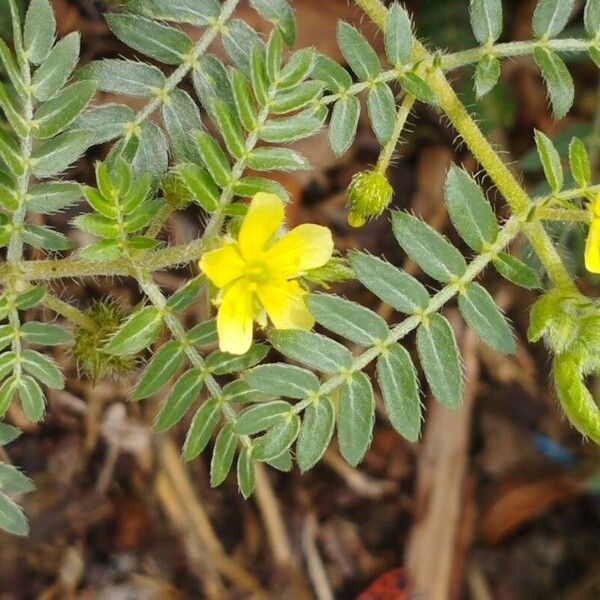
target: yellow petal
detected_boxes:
[238,193,285,260]
[217,280,255,354]
[257,280,315,330]
[585,219,600,274]
[265,224,334,278]
[199,244,245,289]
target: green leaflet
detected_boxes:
[568,137,591,188]
[416,314,463,409]
[296,397,335,472]
[0,492,29,536]
[312,55,352,93]
[458,282,516,354]
[196,131,231,187]
[210,424,237,487]
[24,0,56,65]
[307,294,389,345]
[21,350,65,389]
[534,129,563,192]
[31,130,93,179]
[350,252,430,313]
[106,14,192,65]
[584,0,600,37]
[253,414,300,461]
[104,306,164,357]
[532,0,575,39]
[246,147,310,172]
[367,83,396,145]
[329,96,360,157]
[260,114,323,144]
[250,0,296,46]
[222,20,263,78]
[21,322,72,346]
[31,32,80,101]
[469,0,503,44]
[128,0,220,26]
[234,401,293,435]
[72,104,135,146]
[206,345,269,375]
[246,364,320,399]
[337,21,380,80]
[392,211,467,282]
[493,253,542,289]
[154,368,205,431]
[162,90,204,164]
[385,2,413,65]
[337,372,375,467]
[177,163,219,213]
[269,330,353,373]
[377,343,421,442]
[474,54,501,98]
[79,59,166,97]
[18,376,45,423]
[133,340,186,401]
[183,398,222,461]
[444,165,498,251]
[534,47,574,120]
[237,448,256,499]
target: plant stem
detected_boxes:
[41,293,96,331]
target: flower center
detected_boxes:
[244,260,271,284]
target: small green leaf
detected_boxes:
[0,377,19,418]
[250,46,269,106]
[22,225,72,251]
[474,54,501,98]
[337,372,374,467]
[129,0,220,26]
[222,20,263,78]
[385,2,413,64]
[24,0,56,65]
[270,81,324,115]
[104,306,164,356]
[33,80,96,139]
[532,0,575,38]
[377,343,421,442]
[183,398,221,461]
[233,177,289,202]
[279,48,315,89]
[209,98,245,159]
[534,47,574,120]
[223,379,271,405]
[266,29,284,83]
[177,163,219,213]
[21,322,72,346]
[31,32,80,101]
[312,55,352,93]
[132,122,169,176]
[0,424,21,446]
[350,252,430,313]
[469,0,503,44]
[187,320,218,347]
[266,449,293,472]
[106,13,192,65]
[297,397,335,472]
[133,340,185,401]
[308,294,389,345]
[250,0,296,46]
[166,277,204,313]
[246,363,320,399]
[21,350,65,389]
[72,104,134,146]
[260,114,322,144]
[329,96,360,157]
[155,368,205,431]
[534,128,564,192]
[18,376,45,422]
[444,165,498,251]
[15,287,46,310]
[196,131,231,188]
[73,214,120,239]
[79,59,166,97]
[0,128,23,176]
[368,83,396,145]
[229,68,258,131]
[162,89,204,164]
[0,40,27,99]
[247,147,310,172]
[458,282,516,354]
[28,181,81,214]
[253,414,300,462]
[31,130,93,178]
[568,137,591,188]
[392,211,467,282]
[194,54,235,112]
[237,447,256,498]
[234,401,292,435]
[0,492,29,536]
[206,344,269,375]
[416,314,463,409]
[493,253,542,289]
[0,463,35,494]
[269,330,353,373]
[210,424,237,486]
[337,21,380,80]
[399,73,436,104]
[585,0,600,37]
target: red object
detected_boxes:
[357,568,412,600]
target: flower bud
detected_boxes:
[73,300,137,383]
[346,170,393,228]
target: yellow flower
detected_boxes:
[585,196,600,274]
[199,193,334,354]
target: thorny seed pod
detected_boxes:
[346,170,393,228]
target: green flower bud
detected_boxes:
[346,170,393,228]
[73,300,137,383]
